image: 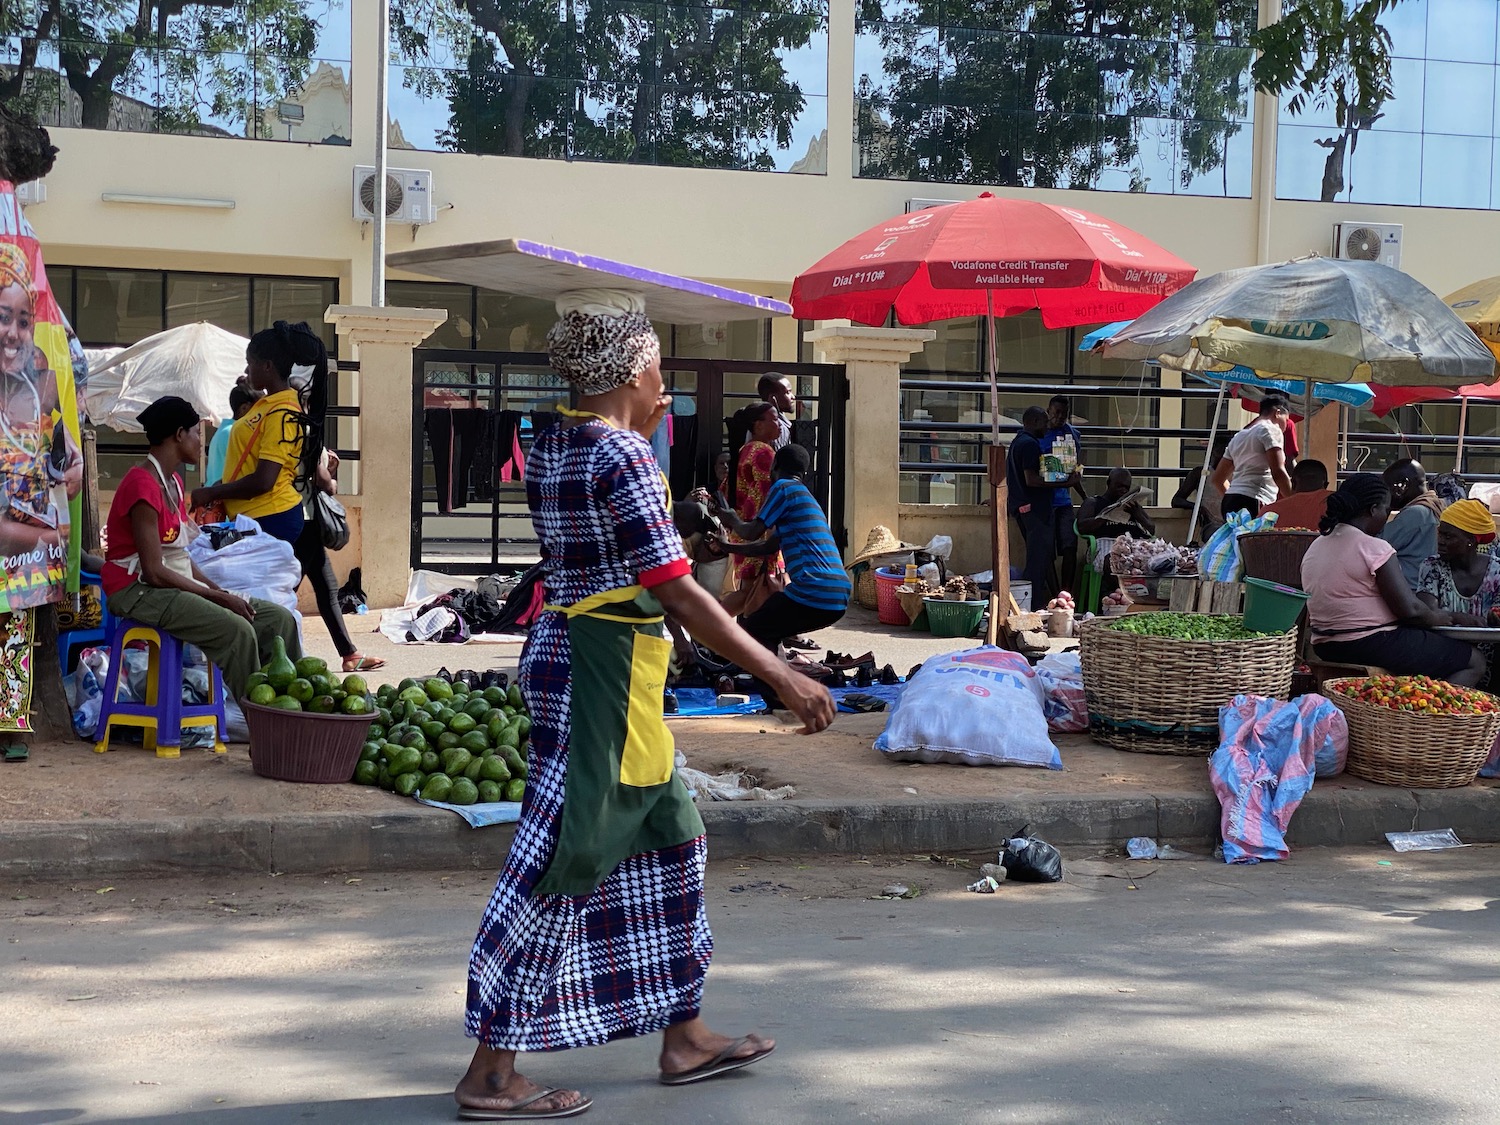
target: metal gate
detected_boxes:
[411,350,847,575]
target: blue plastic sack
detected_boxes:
[1210,694,1325,863]
[874,647,1062,769]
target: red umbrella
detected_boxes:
[791,193,1196,330]
[792,193,1195,638]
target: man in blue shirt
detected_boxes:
[713,444,850,670]
[1041,394,1086,595]
[1007,406,1060,601]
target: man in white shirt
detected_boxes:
[1211,394,1293,519]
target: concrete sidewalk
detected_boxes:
[6,755,1498,879]
[16,604,1499,879]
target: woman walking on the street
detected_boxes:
[454,290,833,1121]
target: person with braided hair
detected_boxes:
[190,320,382,673]
[1301,473,1485,685]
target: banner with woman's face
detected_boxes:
[0,183,82,611]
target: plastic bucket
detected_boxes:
[1011,580,1032,612]
[874,566,908,626]
[1242,577,1309,634]
[924,597,986,638]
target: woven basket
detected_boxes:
[1238,530,1318,589]
[244,702,375,784]
[1080,617,1296,755]
[854,565,878,610]
[1324,678,1500,788]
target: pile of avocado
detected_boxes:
[353,676,531,806]
[245,638,374,715]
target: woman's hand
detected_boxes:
[774,671,836,734]
[639,394,672,439]
[211,590,255,622]
[189,485,217,510]
[1452,612,1485,628]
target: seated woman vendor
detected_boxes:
[102,396,303,701]
[1417,499,1500,624]
[1301,473,1485,686]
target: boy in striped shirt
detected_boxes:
[713,444,850,669]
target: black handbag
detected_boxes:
[312,491,350,551]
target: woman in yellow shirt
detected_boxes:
[191,320,383,672]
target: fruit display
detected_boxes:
[1107,613,1269,641]
[245,638,374,715]
[1335,675,1500,717]
[350,673,532,806]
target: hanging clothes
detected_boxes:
[494,410,526,484]
[425,408,484,513]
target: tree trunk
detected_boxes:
[504,72,534,157]
[1319,130,1349,202]
[30,607,75,743]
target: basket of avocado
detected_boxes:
[242,639,377,783]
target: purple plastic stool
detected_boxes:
[92,617,227,758]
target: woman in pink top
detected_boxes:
[1301,474,1484,685]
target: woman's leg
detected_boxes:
[291,522,357,660]
[454,1044,588,1116]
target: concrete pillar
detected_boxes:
[1307,401,1341,474]
[324,304,448,609]
[805,325,935,557]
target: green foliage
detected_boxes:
[0,1,327,136]
[855,0,1255,192]
[1251,0,1405,201]
[389,0,824,168]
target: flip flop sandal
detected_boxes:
[343,655,387,673]
[659,1038,776,1086]
[457,1088,593,1120]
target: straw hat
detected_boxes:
[847,525,918,568]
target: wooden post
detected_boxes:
[81,427,100,552]
[986,445,1011,645]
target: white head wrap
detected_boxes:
[546,288,661,396]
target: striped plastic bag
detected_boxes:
[1209,694,1331,863]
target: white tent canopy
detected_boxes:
[84,322,248,432]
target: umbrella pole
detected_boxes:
[986,290,1011,646]
[1188,383,1228,545]
[1457,396,1470,472]
[1301,378,1313,457]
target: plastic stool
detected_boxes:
[93,618,227,758]
[1077,525,1104,615]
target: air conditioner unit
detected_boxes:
[905,197,961,214]
[352,166,435,225]
[1333,221,1402,269]
[15,181,45,207]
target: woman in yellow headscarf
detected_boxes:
[1416,499,1500,632]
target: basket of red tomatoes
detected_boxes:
[1325,676,1500,788]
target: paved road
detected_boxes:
[4,848,1499,1124]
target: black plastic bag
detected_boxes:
[1000,825,1063,883]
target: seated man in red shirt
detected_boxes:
[102,396,302,700]
[1264,460,1333,531]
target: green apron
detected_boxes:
[531,585,705,897]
